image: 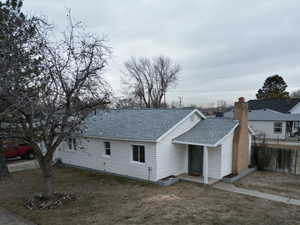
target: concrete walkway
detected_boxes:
[0,208,35,225]
[8,160,39,173]
[213,182,300,206]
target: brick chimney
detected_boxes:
[232,97,249,174]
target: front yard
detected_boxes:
[1,167,300,225]
[235,170,300,199]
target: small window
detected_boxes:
[132,145,145,163]
[68,138,77,150]
[68,138,73,150]
[294,121,300,129]
[274,122,283,133]
[73,138,77,150]
[104,142,111,156]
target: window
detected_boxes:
[274,122,283,133]
[73,138,77,150]
[68,138,77,150]
[104,142,111,156]
[294,121,300,129]
[68,138,72,150]
[132,145,145,163]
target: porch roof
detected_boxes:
[173,118,239,147]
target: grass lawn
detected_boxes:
[235,171,300,199]
[1,167,300,225]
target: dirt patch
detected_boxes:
[235,171,300,199]
[143,194,181,202]
[1,167,300,225]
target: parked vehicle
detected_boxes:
[4,144,35,160]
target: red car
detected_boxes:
[4,144,35,160]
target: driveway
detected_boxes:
[8,160,39,173]
[0,207,35,225]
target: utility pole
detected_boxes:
[179,96,183,108]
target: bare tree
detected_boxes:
[123,56,180,108]
[114,96,141,109]
[0,10,111,199]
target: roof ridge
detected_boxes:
[96,108,195,111]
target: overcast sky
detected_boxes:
[24,0,300,106]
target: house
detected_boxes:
[225,98,300,143]
[225,109,300,140]
[55,98,253,184]
[248,98,300,114]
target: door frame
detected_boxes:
[188,145,204,176]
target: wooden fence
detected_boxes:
[252,146,300,175]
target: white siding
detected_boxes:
[220,132,234,177]
[156,112,202,180]
[249,121,286,139]
[206,131,234,180]
[207,146,222,179]
[289,103,300,113]
[55,138,157,181]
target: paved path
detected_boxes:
[213,182,300,206]
[8,160,39,173]
[0,208,35,225]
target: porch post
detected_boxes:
[203,146,208,184]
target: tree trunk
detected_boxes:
[39,159,55,199]
[0,143,9,177]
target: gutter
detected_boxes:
[81,135,157,143]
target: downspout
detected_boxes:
[147,166,152,182]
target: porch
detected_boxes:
[174,143,222,184]
[178,173,219,185]
[172,118,238,184]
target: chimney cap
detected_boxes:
[238,97,245,103]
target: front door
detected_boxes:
[188,145,203,176]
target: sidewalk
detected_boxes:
[213,182,300,206]
[8,160,39,173]
[0,207,35,225]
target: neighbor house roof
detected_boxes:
[83,109,204,141]
[248,98,300,113]
[173,118,239,147]
[224,109,300,121]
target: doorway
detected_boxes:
[188,145,203,176]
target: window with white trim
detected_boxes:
[273,122,283,134]
[132,145,145,163]
[104,142,111,156]
[68,138,77,150]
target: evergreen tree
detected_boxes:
[0,0,26,177]
[256,75,289,99]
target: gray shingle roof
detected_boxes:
[248,98,300,113]
[224,109,300,121]
[173,118,238,146]
[83,109,196,141]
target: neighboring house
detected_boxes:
[55,99,252,184]
[248,98,300,114]
[225,109,300,141]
